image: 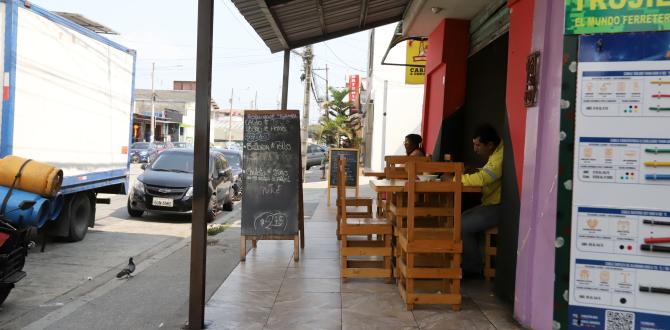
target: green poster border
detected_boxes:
[565,0,670,35]
[553,34,579,330]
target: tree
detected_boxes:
[319,87,363,148]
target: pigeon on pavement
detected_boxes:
[116,257,135,279]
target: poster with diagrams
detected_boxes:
[569,32,670,329]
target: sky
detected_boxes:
[33,0,370,123]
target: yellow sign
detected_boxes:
[565,0,670,34]
[405,40,427,85]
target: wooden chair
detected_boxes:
[483,226,498,281]
[383,155,431,277]
[384,155,431,179]
[335,157,373,240]
[397,161,464,311]
[338,158,393,282]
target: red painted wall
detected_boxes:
[506,0,535,192]
[422,20,470,154]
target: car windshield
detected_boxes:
[223,153,242,168]
[150,153,195,173]
[132,143,150,150]
[150,152,215,174]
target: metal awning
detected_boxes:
[54,12,119,34]
[231,0,412,53]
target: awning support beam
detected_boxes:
[188,0,214,328]
[281,49,290,109]
[359,0,369,28]
[257,0,290,49]
[315,0,327,35]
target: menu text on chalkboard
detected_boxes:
[242,111,301,236]
[328,148,358,188]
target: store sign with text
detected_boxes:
[348,75,360,113]
[565,0,670,35]
[405,40,427,85]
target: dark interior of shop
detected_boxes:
[432,33,519,303]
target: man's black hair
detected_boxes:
[473,124,500,146]
[405,134,422,147]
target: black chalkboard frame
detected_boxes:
[240,110,304,262]
[326,148,359,207]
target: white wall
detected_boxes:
[13,7,134,175]
[368,24,425,170]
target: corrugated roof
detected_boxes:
[231,0,411,53]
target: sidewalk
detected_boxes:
[204,178,522,330]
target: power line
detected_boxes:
[322,42,366,73]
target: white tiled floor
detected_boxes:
[205,181,522,330]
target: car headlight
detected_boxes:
[133,180,145,194]
[184,187,193,198]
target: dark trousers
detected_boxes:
[461,204,500,274]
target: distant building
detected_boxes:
[133,88,221,143]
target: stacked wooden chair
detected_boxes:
[338,157,393,282]
[397,161,464,311]
[383,155,431,277]
[335,158,373,240]
[484,226,498,281]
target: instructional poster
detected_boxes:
[569,32,670,329]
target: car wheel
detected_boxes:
[206,193,218,222]
[127,200,144,218]
[223,188,234,211]
[0,284,13,306]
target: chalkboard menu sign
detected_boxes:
[328,148,359,188]
[242,111,301,236]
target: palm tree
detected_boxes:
[320,87,362,148]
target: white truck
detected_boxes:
[0,0,135,241]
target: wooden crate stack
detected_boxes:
[337,158,393,281]
[396,161,464,311]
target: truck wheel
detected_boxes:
[66,193,92,242]
[0,284,13,306]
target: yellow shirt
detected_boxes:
[462,142,503,206]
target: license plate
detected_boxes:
[152,197,173,207]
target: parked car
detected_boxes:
[306,144,327,170]
[127,149,234,220]
[214,148,243,198]
[173,142,193,149]
[153,141,173,154]
[129,142,159,163]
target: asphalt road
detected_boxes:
[0,164,328,329]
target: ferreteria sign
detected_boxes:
[565,0,670,35]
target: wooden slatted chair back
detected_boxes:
[384,155,430,179]
[337,157,348,220]
[405,161,464,243]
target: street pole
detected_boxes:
[189,0,213,327]
[380,80,388,169]
[300,45,313,176]
[254,90,258,109]
[150,62,155,143]
[324,64,329,119]
[229,88,233,143]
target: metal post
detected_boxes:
[189,0,213,328]
[229,88,233,142]
[281,50,290,110]
[150,62,155,143]
[380,80,388,169]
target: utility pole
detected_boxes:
[300,45,313,175]
[228,88,233,142]
[254,90,258,109]
[150,62,156,143]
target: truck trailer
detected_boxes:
[0,0,135,241]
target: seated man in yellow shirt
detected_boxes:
[461,124,503,277]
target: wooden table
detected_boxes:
[362,168,385,178]
[370,179,482,194]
